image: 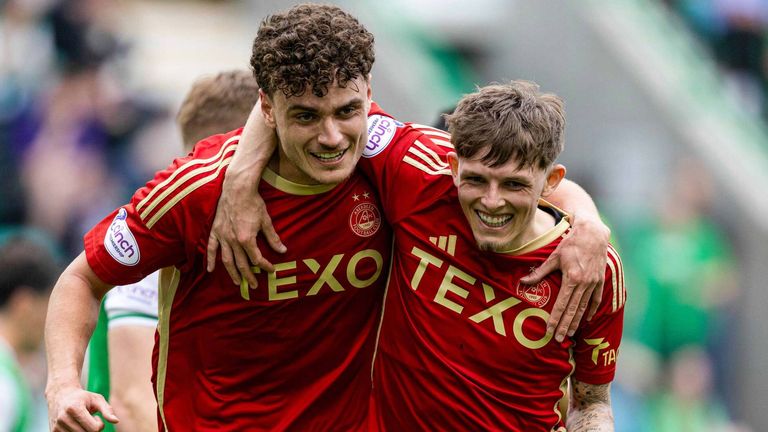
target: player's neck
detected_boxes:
[0,319,19,355]
[530,207,557,239]
[268,147,320,186]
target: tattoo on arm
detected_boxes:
[567,381,614,432]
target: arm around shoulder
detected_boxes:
[525,178,611,341]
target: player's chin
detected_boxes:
[471,226,514,252]
[310,164,356,185]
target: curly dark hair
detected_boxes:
[251,3,375,98]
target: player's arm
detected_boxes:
[206,98,285,287]
[521,178,611,342]
[566,380,614,431]
[45,252,120,432]
[108,325,157,432]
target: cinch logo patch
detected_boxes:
[104,208,140,266]
[516,280,552,308]
[363,115,399,158]
[349,202,382,237]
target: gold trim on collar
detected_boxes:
[261,167,338,195]
[499,199,571,256]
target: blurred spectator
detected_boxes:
[611,341,661,432]
[0,0,57,224]
[1,0,172,257]
[0,233,60,431]
[645,346,750,432]
[713,0,768,116]
[668,0,768,116]
[620,156,744,429]
[624,157,737,357]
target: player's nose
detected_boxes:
[317,118,343,147]
[480,184,504,210]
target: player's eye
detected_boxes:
[464,176,485,185]
[503,181,526,190]
[338,106,358,118]
[295,112,317,123]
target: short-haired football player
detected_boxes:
[370,80,624,431]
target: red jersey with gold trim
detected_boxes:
[84,129,391,431]
[360,105,625,431]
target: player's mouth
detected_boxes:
[475,210,513,228]
[309,148,348,164]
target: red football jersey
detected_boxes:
[359,105,625,431]
[84,129,391,431]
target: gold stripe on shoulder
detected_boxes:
[409,140,449,171]
[137,135,239,215]
[140,143,236,221]
[428,136,454,148]
[146,156,233,229]
[403,155,452,176]
[140,146,236,221]
[607,245,625,309]
[607,255,619,312]
[156,266,181,431]
[261,167,338,196]
[411,123,451,138]
[409,124,453,148]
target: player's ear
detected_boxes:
[447,152,461,187]
[260,89,276,128]
[541,164,566,197]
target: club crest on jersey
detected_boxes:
[105,208,140,266]
[516,279,551,308]
[363,114,399,158]
[349,202,382,237]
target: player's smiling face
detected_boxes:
[262,77,372,185]
[448,150,564,252]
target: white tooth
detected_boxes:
[477,212,511,226]
[313,150,344,160]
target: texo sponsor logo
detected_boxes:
[409,246,561,350]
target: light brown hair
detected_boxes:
[250,3,375,98]
[445,80,565,169]
[176,70,260,150]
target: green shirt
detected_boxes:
[86,303,114,432]
[0,339,32,432]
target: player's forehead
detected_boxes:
[459,153,537,177]
[276,76,369,112]
[459,155,541,182]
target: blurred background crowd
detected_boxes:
[1,0,767,430]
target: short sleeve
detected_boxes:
[358,114,455,224]
[572,244,626,384]
[84,133,237,286]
